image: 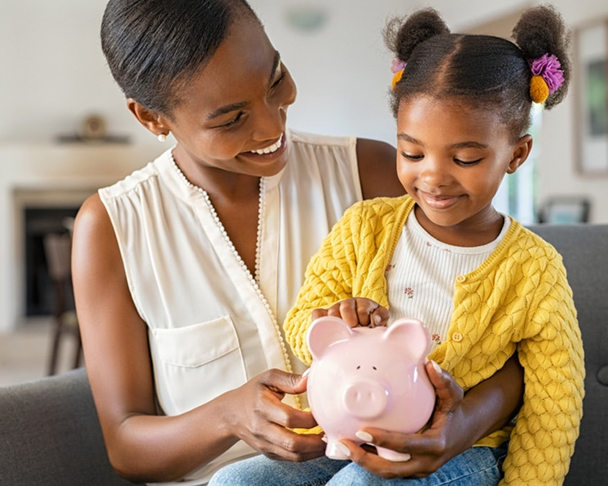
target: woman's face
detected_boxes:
[164,16,297,179]
[396,95,530,244]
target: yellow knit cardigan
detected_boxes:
[284,195,585,486]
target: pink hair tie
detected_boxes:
[391,59,407,74]
[529,53,564,103]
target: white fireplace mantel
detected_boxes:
[0,142,165,332]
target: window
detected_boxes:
[494,105,541,224]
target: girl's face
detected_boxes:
[160,17,297,179]
[396,95,531,246]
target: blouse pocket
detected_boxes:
[149,316,247,415]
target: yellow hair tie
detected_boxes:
[392,69,404,90]
[530,74,550,104]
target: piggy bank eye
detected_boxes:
[356,365,361,370]
[372,366,377,371]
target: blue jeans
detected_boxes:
[207,442,508,486]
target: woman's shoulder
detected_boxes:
[355,138,404,199]
[99,151,168,201]
[288,128,355,148]
[286,130,404,200]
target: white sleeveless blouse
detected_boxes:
[99,129,362,484]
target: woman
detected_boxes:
[72,1,524,484]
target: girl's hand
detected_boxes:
[224,369,326,462]
[336,361,472,479]
[312,298,389,328]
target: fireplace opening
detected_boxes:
[24,207,80,316]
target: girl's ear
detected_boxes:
[506,134,533,174]
[127,98,171,139]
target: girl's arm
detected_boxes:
[501,267,584,485]
[72,195,325,483]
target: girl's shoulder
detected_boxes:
[347,194,413,216]
[337,196,414,237]
[508,221,562,261]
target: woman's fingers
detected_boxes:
[228,369,326,461]
[425,360,464,413]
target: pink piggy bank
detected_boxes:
[306,316,436,461]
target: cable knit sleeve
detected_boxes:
[500,249,585,486]
[284,197,409,365]
[284,203,364,365]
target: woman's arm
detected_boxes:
[72,195,325,483]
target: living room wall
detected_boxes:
[2,0,607,331]
[1,0,607,220]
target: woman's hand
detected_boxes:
[223,369,326,462]
[312,298,389,328]
[336,361,474,479]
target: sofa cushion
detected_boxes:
[0,367,142,486]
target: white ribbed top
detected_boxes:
[387,210,510,349]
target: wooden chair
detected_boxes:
[43,231,82,375]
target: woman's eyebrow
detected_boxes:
[206,101,248,121]
[206,51,282,121]
[268,50,281,85]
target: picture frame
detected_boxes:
[538,196,591,224]
[575,20,608,175]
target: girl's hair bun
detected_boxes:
[512,4,571,109]
[384,8,450,64]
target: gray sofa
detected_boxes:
[0,224,606,485]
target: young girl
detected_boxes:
[209,4,584,486]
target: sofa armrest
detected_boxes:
[528,224,608,485]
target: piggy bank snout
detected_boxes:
[342,379,388,419]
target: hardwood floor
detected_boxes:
[0,317,79,386]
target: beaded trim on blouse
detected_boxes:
[169,154,263,284]
[169,153,296,381]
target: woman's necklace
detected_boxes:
[170,155,297,381]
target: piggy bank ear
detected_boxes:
[384,318,431,361]
[307,316,353,360]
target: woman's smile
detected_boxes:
[249,133,284,155]
[237,132,288,170]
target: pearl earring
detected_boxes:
[157,133,168,142]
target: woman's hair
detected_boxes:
[101,0,259,116]
[384,4,571,138]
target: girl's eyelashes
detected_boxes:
[401,152,424,161]
[454,158,483,166]
[400,152,483,166]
